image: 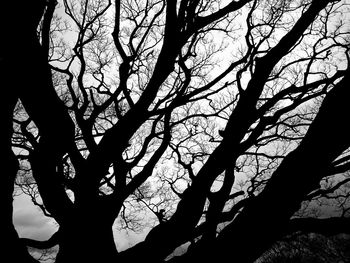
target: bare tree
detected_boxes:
[2,0,350,262]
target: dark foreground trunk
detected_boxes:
[55,201,118,263]
[209,69,350,263]
[0,28,39,263]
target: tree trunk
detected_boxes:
[56,201,118,263]
[0,27,39,263]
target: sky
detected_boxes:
[13,194,56,241]
[13,193,148,252]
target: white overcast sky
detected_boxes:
[13,193,148,251]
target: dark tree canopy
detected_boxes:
[1,0,350,262]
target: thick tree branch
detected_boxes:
[287,217,350,236]
[0,1,47,262]
[193,0,252,33]
[213,66,350,262]
[41,0,57,57]
[13,0,80,225]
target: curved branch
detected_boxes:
[21,230,60,249]
[41,0,57,56]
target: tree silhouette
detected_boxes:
[1,0,350,262]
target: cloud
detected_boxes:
[13,194,57,241]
